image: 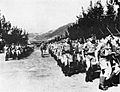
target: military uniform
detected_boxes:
[95,40,113,90]
[83,41,96,71]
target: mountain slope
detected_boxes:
[34,23,72,41]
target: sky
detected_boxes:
[0,0,106,33]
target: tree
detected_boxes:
[0,13,29,45]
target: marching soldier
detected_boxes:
[95,38,114,90]
[82,37,98,82]
[15,44,22,59]
[109,36,120,86]
[4,44,9,61]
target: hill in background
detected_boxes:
[30,23,72,41]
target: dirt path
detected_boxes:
[0,50,119,92]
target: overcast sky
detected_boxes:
[0,0,106,33]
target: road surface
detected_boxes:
[0,49,120,92]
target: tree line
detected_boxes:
[67,0,120,40]
[0,14,28,45]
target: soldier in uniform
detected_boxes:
[10,43,16,59]
[75,40,86,73]
[15,43,22,59]
[40,42,46,57]
[95,38,115,90]
[83,37,98,82]
[61,39,71,76]
[108,36,120,86]
[4,44,9,61]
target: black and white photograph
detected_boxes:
[0,0,120,92]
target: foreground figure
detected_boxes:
[95,36,120,90]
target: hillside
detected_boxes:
[28,33,40,43]
[28,33,40,38]
[34,23,72,41]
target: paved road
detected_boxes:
[0,50,120,92]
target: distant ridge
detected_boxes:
[34,23,73,41]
